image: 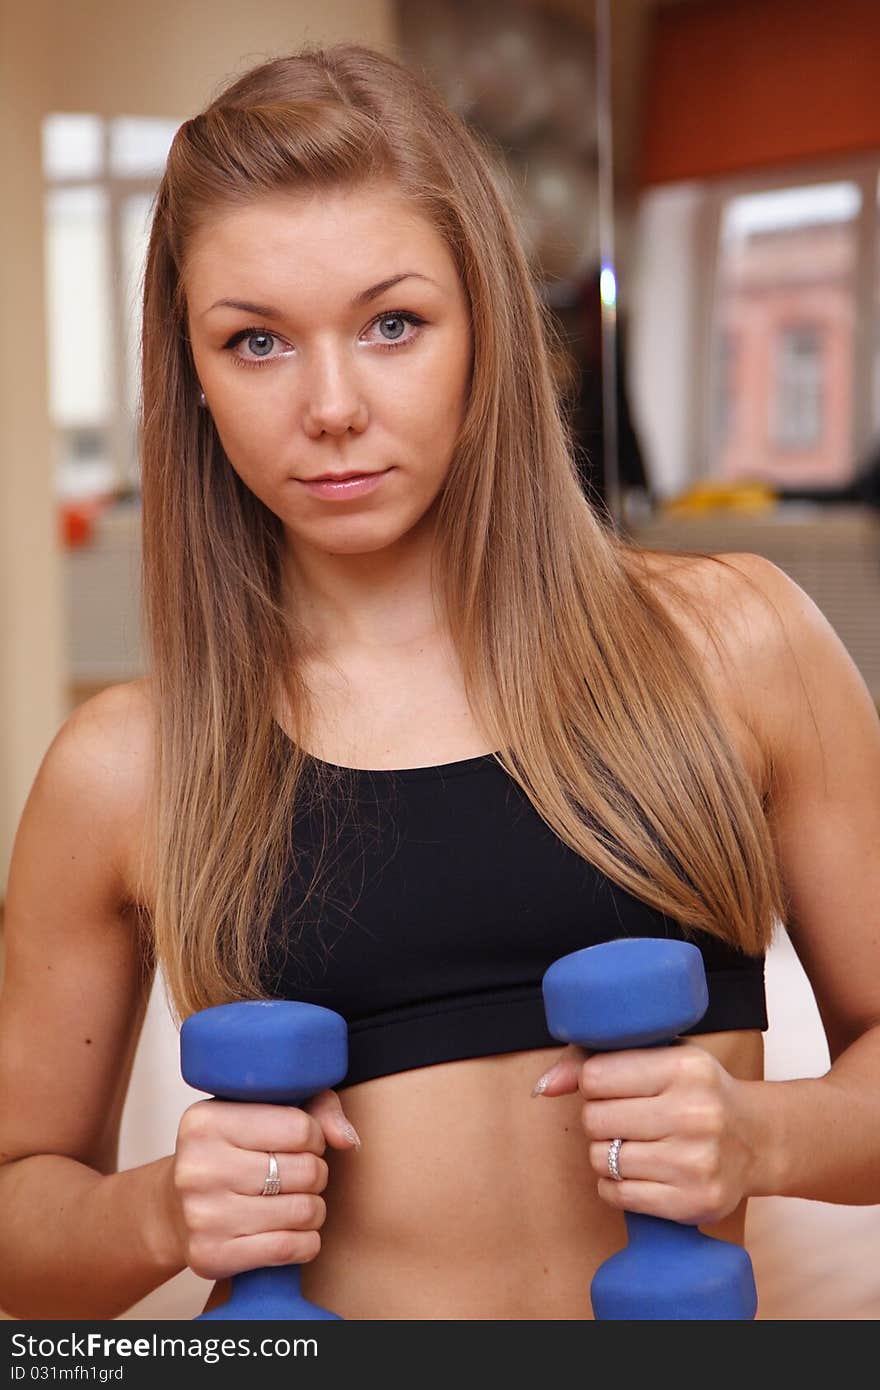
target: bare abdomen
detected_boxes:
[293,1037,759,1320]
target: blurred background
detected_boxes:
[2,0,879,1318]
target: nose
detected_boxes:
[301,342,368,439]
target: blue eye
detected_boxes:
[377,315,406,342]
[222,329,285,367]
[369,311,426,352]
[222,309,426,369]
[244,331,274,357]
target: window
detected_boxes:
[770,325,824,450]
[710,180,860,487]
[711,330,738,451]
[42,113,181,500]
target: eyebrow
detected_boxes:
[201,272,440,319]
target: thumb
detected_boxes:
[303,1088,362,1151]
[530,1044,587,1098]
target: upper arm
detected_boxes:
[0,682,156,1173]
[715,553,880,1059]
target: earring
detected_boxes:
[199,390,207,407]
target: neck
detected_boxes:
[283,515,447,657]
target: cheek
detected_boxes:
[399,344,471,452]
[208,405,282,499]
[212,374,272,426]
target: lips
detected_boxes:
[297,468,391,500]
[305,471,376,482]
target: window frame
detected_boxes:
[769,321,826,453]
[44,115,176,497]
[695,154,880,487]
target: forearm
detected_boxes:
[0,1153,185,1319]
[745,1024,880,1204]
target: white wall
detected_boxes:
[628,182,707,499]
[0,3,66,894]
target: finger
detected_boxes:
[579,1042,712,1099]
[190,1228,322,1282]
[303,1088,362,1151]
[580,1098,671,1142]
[232,1148,329,1199]
[588,1137,687,1184]
[530,1044,589,1097]
[594,1176,707,1225]
[222,1228,323,1276]
[230,1191,327,1238]
[198,1101,327,1157]
[579,1050,677,1099]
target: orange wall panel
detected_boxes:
[640,0,880,185]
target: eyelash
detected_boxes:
[222,310,427,369]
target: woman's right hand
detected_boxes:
[164,1090,361,1281]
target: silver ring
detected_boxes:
[607,1137,623,1182]
[260,1151,281,1196]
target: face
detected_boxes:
[185,182,473,559]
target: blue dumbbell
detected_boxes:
[542,937,758,1320]
[179,999,348,1320]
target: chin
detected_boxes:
[288,522,415,556]
[291,503,439,554]
[324,532,415,556]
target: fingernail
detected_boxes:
[530,1064,562,1097]
[340,1119,362,1149]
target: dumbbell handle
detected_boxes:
[586,1030,757,1320]
[180,1000,348,1321]
[193,1087,342,1322]
[197,1209,340,1322]
[542,939,758,1319]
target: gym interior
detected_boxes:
[2,0,879,1320]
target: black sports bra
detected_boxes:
[264,750,767,1089]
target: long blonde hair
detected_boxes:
[139,41,784,1020]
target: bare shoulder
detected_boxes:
[61,677,154,769]
[35,677,156,910]
[632,548,821,795]
[635,546,808,674]
[636,546,789,632]
[635,547,867,789]
[50,678,154,799]
[659,549,842,712]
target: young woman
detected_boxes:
[1,42,879,1321]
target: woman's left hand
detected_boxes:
[531,1042,761,1225]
